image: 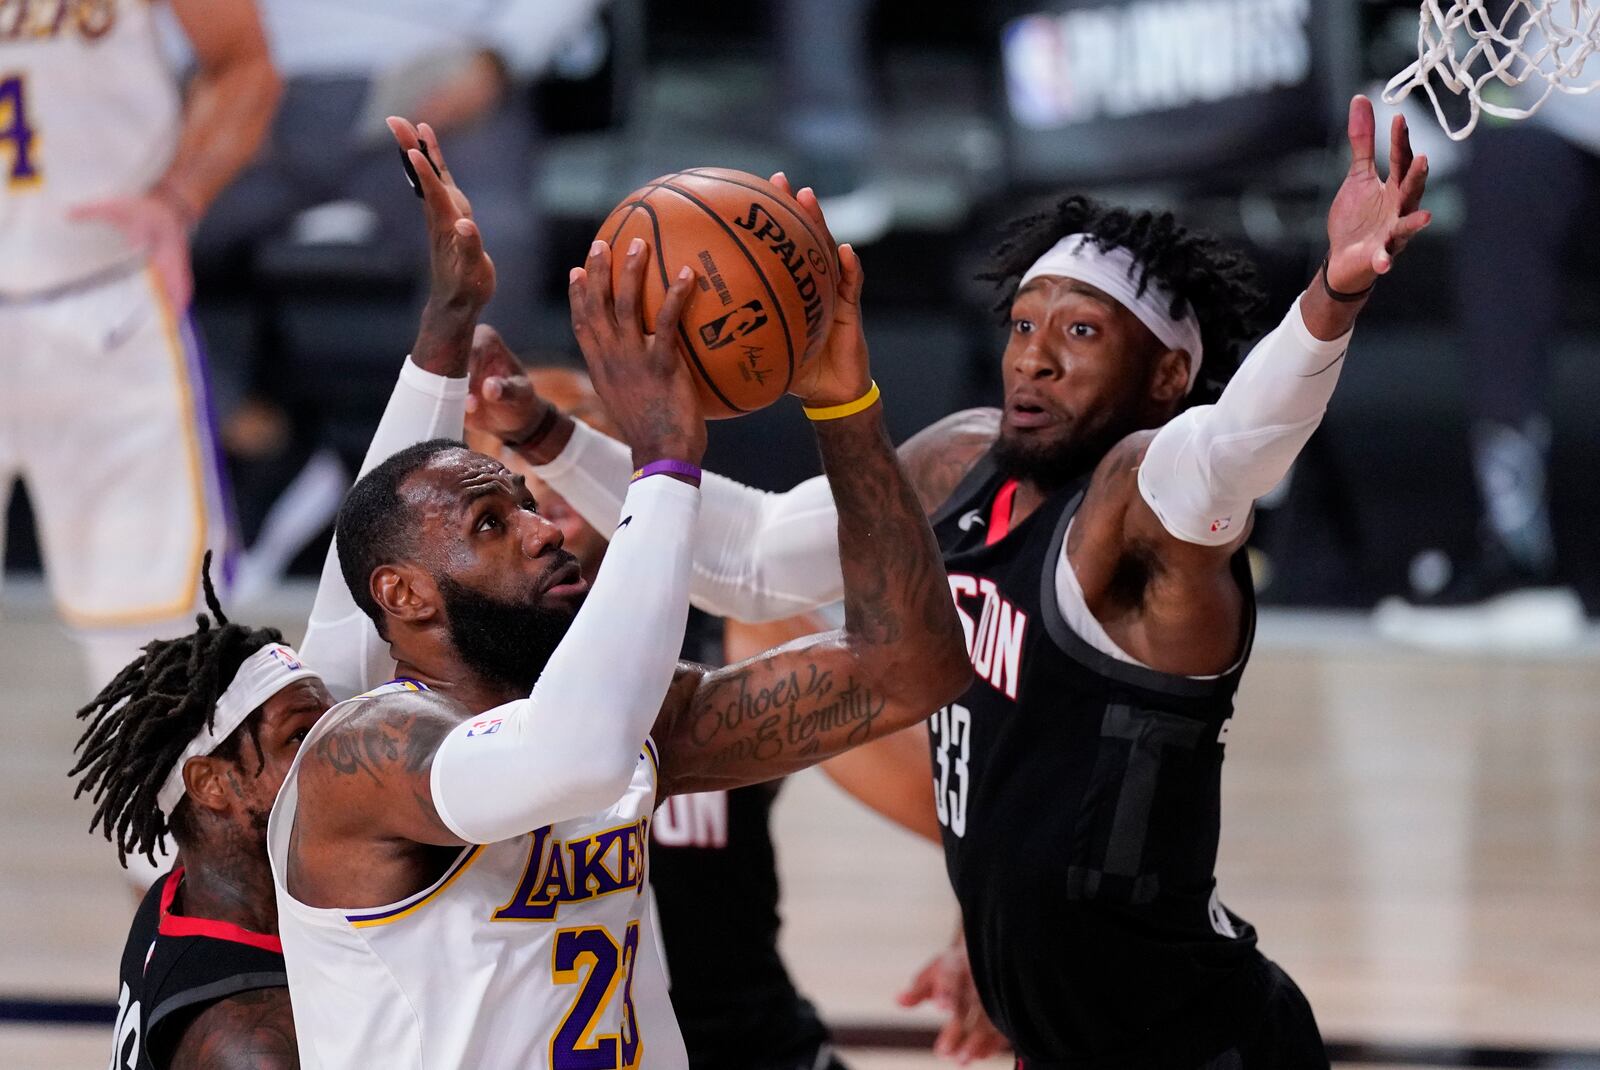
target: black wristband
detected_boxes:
[504,402,561,451]
[1320,255,1374,303]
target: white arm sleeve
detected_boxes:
[534,419,845,622]
[299,358,467,699]
[427,477,700,842]
[1136,294,1352,547]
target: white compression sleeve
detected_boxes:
[534,419,844,622]
[299,358,467,699]
[428,477,700,842]
[1137,294,1352,547]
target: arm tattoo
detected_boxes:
[168,988,298,1070]
[659,405,974,795]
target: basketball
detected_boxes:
[596,169,839,419]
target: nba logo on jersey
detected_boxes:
[466,717,503,738]
[266,646,303,671]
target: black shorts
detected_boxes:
[1197,959,1328,1070]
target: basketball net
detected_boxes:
[1383,0,1600,140]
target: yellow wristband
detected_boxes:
[802,381,880,422]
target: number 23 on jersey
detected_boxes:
[0,74,41,187]
[550,922,643,1070]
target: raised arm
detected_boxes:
[1068,96,1431,675]
[466,176,998,623]
[299,120,493,698]
[648,246,973,796]
[296,239,705,849]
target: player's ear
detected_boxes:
[1150,348,1189,407]
[373,562,439,627]
[181,756,234,815]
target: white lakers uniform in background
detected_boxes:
[0,0,225,683]
[268,683,689,1070]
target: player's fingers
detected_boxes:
[769,172,792,197]
[386,115,421,154]
[583,240,617,328]
[417,121,455,184]
[453,218,483,260]
[614,237,648,333]
[1399,154,1430,211]
[654,264,696,340]
[1391,209,1434,246]
[1347,94,1376,175]
[836,243,864,310]
[1388,113,1412,186]
[932,1016,963,1059]
[897,964,938,1007]
[409,148,451,212]
[1371,244,1393,276]
[794,186,840,261]
[568,266,593,341]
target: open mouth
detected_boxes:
[540,557,587,600]
[1005,399,1055,429]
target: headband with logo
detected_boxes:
[155,643,321,818]
[1017,234,1205,393]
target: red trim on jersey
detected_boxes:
[986,479,1021,546]
[157,868,284,955]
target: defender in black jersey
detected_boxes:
[73,568,331,1069]
[519,97,1432,1068]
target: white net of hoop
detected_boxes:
[1383,0,1600,140]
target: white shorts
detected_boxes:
[0,265,228,629]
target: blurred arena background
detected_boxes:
[4,1,1599,1067]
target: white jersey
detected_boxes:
[0,0,181,294]
[267,682,688,1070]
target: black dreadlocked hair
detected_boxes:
[69,552,282,868]
[978,194,1268,406]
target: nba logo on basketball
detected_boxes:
[699,300,768,350]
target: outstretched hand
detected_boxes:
[1325,95,1432,292]
[898,936,1010,1064]
[767,173,870,409]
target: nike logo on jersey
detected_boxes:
[957,508,986,532]
[616,515,633,531]
[947,572,1028,700]
[491,817,650,922]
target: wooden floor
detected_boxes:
[3,580,1597,1069]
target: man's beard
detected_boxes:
[993,416,1133,491]
[437,572,578,693]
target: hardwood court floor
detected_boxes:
[2,582,1597,1069]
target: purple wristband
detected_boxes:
[630,459,702,486]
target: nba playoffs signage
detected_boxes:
[997,0,1325,184]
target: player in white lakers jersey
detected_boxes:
[0,0,278,688]
[267,188,973,1067]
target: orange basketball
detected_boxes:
[596,168,838,419]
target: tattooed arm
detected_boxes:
[166,988,298,1070]
[654,391,973,797]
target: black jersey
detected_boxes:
[650,610,833,1070]
[928,456,1269,1068]
[110,868,288,1070]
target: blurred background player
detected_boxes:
[0,0,279,691]
[464,338,1004,1069]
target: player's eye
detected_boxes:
[521,499,539,513]
[476,512,501,533]
[1069,322,1098,338]
[288,728,310,745]
[1012,318,1035,335]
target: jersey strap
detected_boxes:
[355,677,431,700]
[157,869,284,955]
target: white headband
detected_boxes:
[1017,234,1205,393]
[155,643,321,818]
